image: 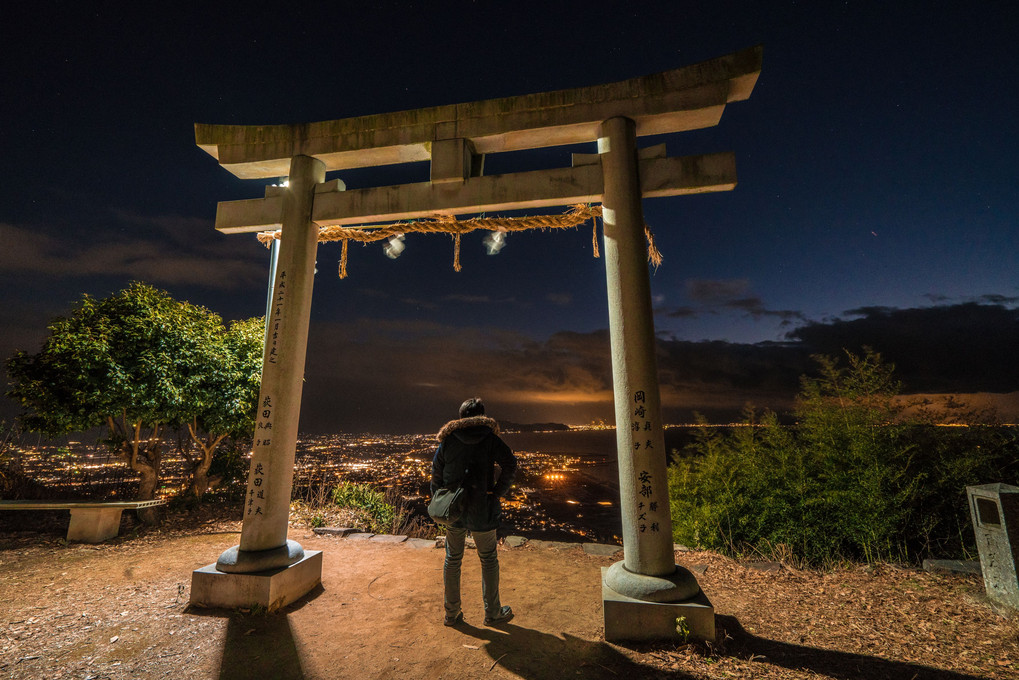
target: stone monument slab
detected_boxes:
[967,483,1019,609]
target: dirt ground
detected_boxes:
[1,510,1017,680]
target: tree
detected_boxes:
[670,348,1019,564]
[792,348,910,561]
[5,283,257,507]
[182,316,263,499]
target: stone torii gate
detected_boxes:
[190,46,761,642]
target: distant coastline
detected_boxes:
[498,420,570,433]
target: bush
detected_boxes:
[331,482,397,534]
[290,481,437,538]
[669,349,1019,565]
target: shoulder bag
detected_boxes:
[428,466,470,526]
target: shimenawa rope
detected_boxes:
[256,204,662,278]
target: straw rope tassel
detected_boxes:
[453,233,462,272]
[644,225,663,268]
[592,217,600,258]
[339,239,349,279]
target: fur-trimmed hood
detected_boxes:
[436,415,501,443]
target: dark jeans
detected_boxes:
[443,527,501,618]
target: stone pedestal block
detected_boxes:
[601,567,714,643]
[67,508,123,543]
[190,551,322,612]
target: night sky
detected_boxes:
[2,2,1016,433]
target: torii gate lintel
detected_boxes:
[195,45,761,179]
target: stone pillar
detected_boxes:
[217,154,325,573]
[598,117,712,642]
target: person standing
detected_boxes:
[431,397,517,626]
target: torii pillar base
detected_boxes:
[189,550,322,612]
[601,567,715,643]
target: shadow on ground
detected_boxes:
[714,614,993,680]
[459,620,698,679]
[190,585,325,680]
[189,606,996,680]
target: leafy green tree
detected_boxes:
[182,316,263,499]
[5,283,260,505]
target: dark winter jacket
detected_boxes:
[430,416,517,532]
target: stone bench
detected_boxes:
[0,499,168,543]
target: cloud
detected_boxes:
[441,293,523,307]
[788,302,1019,392]
[663,306,700,318]
[545,293,572,306]
[296,320,808,432]
[7,294,1015,433]
[109,209,213,245]
[724,297,805,322]
[293,301,1019,432]
[443,294,491,303]
[398,297,440,310]
[655,339,806,396]
[685,278,750,302]
[657,279,804,323]
[298,322,615,432]
[0,217,264,290]
[920,292,1019,307]
[974,293,1019,305]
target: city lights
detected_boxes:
[9,431,624,543]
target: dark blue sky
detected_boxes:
[2,2,1016,431]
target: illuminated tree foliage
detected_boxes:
[182,315,264,499]
[6,283,262,503]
